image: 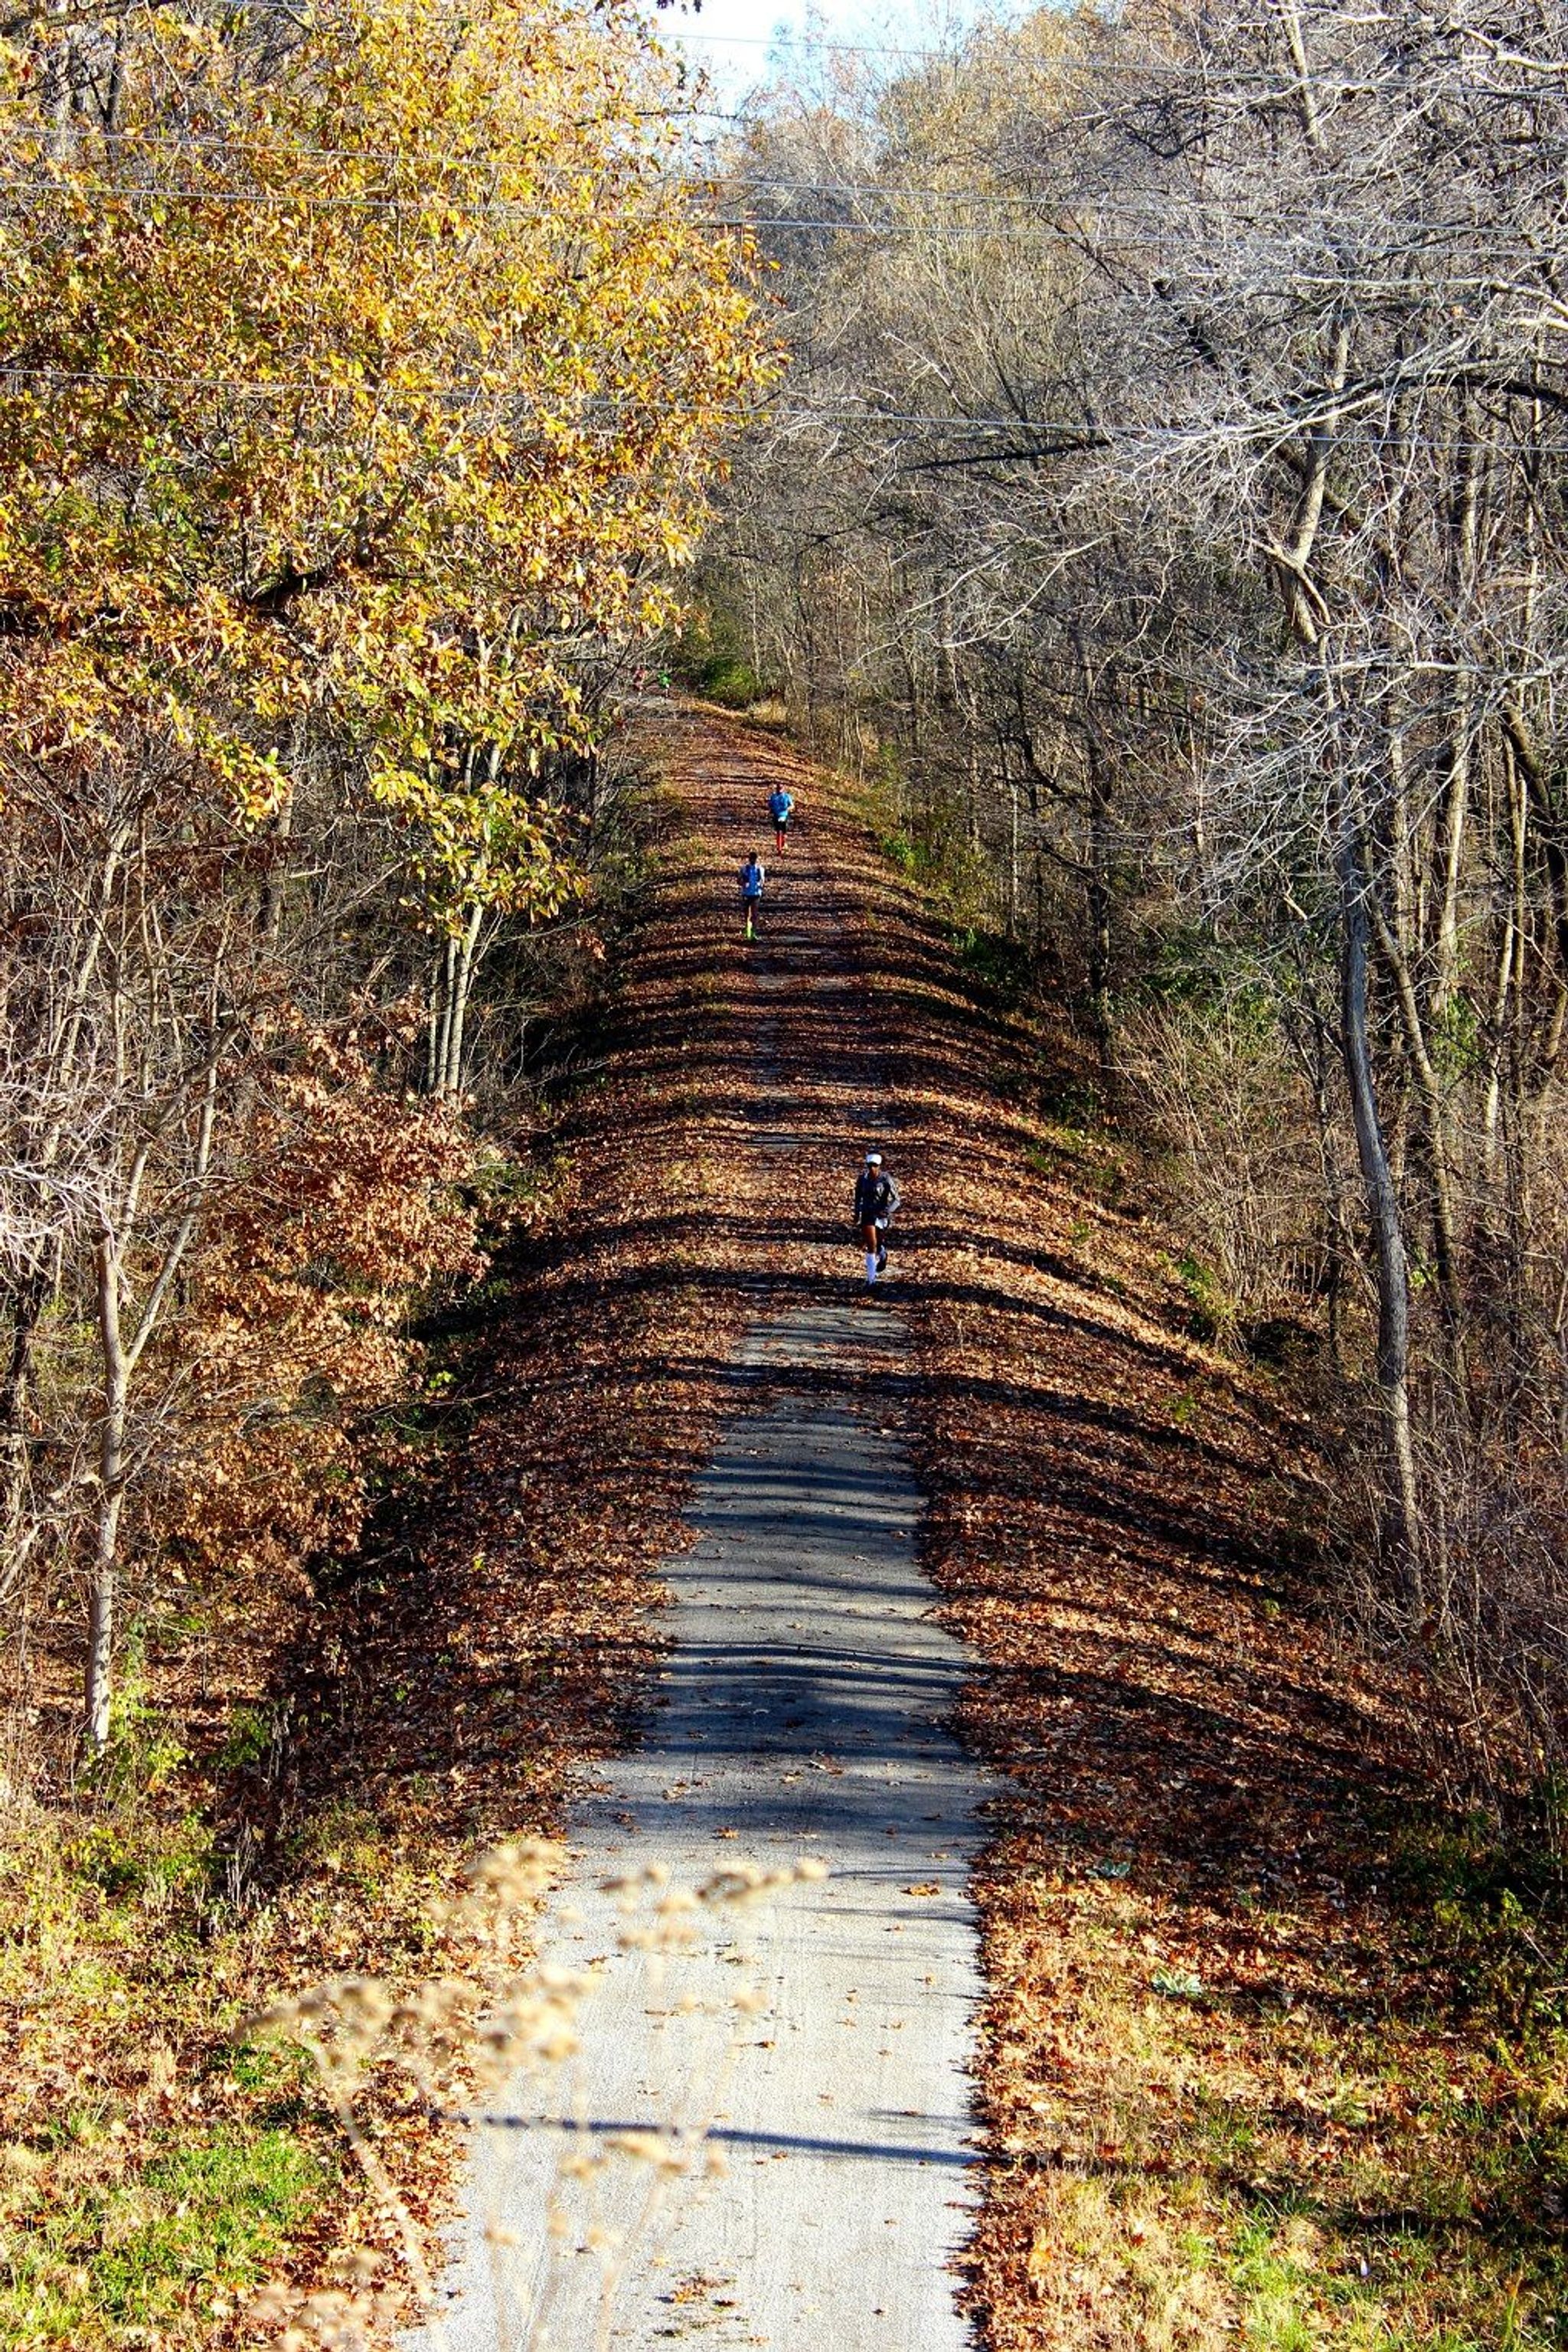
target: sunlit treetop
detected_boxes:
[0,0,781,922]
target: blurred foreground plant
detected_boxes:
[243,1838,828,2350]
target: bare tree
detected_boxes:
[714,0,1568,1778]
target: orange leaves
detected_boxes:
[155,1020,485,1589]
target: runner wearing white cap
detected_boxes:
[851,1150,900,1287]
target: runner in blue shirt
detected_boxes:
[739,850,766,939]
[768,785,795,852]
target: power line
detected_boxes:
[0,368,1561,453]
[6,0,1560,85]
[658,24,993,64]
[11,139,1565,231]
[1,175,1560,260]
[7,0,1560,80]
[4,134,1563,237]
[5,20,1562,87]
[0,362,746,410]
[0,175,760,224]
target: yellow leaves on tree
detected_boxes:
[0,0,778,923]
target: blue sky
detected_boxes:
[656,0,1012,106]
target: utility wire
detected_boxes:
[561,23,1568,81]
[0,368,1561,453]
[8,0,1561,77]
[1,175,1562,258]
[8,0,1561,81]
[0,175,758,218]
[6,142,1567,237]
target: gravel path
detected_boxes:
[415,1302,989,2350]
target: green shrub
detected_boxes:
[697,656,766,709]
[1172,1248,1240,1342]
[952,924,1034,1005]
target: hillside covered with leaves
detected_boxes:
[4,0,1568,2342]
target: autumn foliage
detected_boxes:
[0,0,773,1751]
[157,1021,486,1595]
[1,0,772,908]
[0,4,771,2330]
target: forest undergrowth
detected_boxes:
[869,822,1568,2352]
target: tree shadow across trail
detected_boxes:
[644,712,1560,2337]
[250,707,983,1935]
[247,750,783,1914]
[253,705,1557,2348]
[734,726,1559,2334]
[475,2115,976,2168]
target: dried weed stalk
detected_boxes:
[243,1838,828,2351]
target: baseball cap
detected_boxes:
[865,1150,883,1165]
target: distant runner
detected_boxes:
[739,849,766,939]
[852,1149,900,1288]
[769,784,795,852]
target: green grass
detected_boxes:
[858,772,992,924]
[880,826,916,872]
[0,1783,358,2348]
[0,2125,332,2343]
[1008,1850,1568,2351]
[1171,1247,1240,1342]
[694,656,767,707]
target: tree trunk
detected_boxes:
[84,1231,129,1753]
[1370,904,1465,1340]
[0,1258,50,1600]
[1335,798,1423,1614]
[1303,1001,1354,1380]
[425,950,444,1094]
[82,1067,220,1749]
[428,935,459,1096]
[1008,773,1021,938]
[442,904,484,1097]
[1085,733,1116,1084]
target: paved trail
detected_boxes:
[415,722,991,2350]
